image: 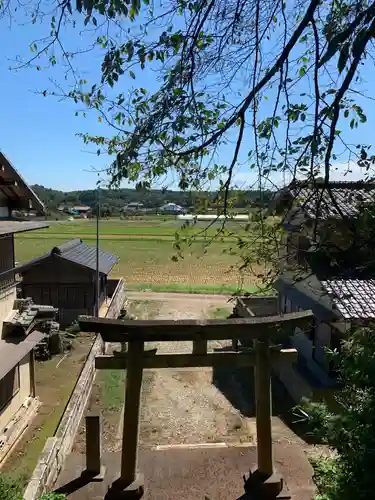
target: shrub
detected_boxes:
[301,325,375,500]
[0,474,66,500]
[0,475,22,500]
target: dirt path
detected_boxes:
[76,291,308,456]
[66,292,316,499]
[113,292,255,451]
[125,290,233,305]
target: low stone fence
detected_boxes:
[23,279,126,500]
[106,278,126,319]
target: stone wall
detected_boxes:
[106,279,126,319]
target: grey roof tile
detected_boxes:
[18,238,118,276]
[52,238,118,275]
[276,271,375,321]
[321,279,375,319]
[0,220,49,235]
[0,330,46,379]
[290,181,375,219]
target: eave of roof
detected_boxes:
[273,179,375,221]
[17,238,118,275]
[0,330,45,379]
[0,152,45,212]
[0,220,49,236]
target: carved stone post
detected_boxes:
[84,411,105,481]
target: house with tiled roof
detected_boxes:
[272,179,375,399]
[17,239,119,327]
[0,151,57,464]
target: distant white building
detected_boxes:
[122,202,145,213]
[159,203,185,214]
[178,214,249,221]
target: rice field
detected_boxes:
[15,217,267,292]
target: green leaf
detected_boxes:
[344,110,349,118]
[92,17,97,26]
[299,66,306,77]
[129,71,136,79]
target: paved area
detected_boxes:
[55,445,315,499]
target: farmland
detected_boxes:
[15,217,266,292]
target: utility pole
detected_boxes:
[95,180,101,318]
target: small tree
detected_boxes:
[302,324,375,500]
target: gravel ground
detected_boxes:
[114,293,254,451]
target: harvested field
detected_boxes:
[15,218,268,291]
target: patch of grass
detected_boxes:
[126,300,161,319]
[99,370,126,411]
[0,474,23,500]
[15,217,273,290]
[209,306,233,319]
[24,219,249,238]
[15,236,262,290]
[7,406,67,487]
[127,283,259,294]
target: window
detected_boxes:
[0,366,20,411]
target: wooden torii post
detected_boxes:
[79,310,312,500]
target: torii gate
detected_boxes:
[79,310,312,500]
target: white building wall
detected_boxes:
[0,354,31,433]
[280,292,334,385]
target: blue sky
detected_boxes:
[0,12,125,190]
[0,8,374,191]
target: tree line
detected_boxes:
[32,184,274,215]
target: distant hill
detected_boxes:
[32,184,273,215]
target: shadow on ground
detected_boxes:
[212,348,319,445]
